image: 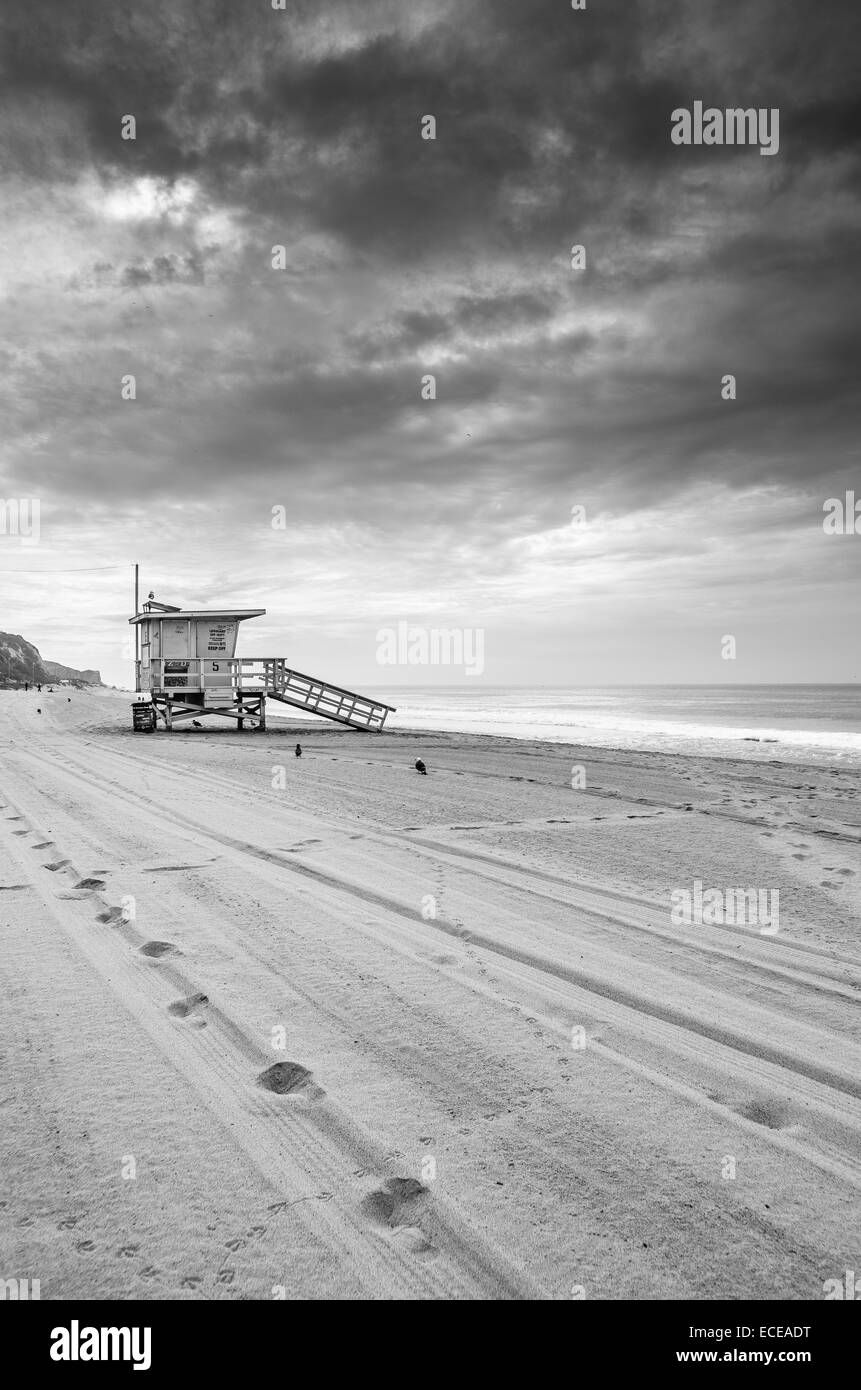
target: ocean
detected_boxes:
[362,685,861,766]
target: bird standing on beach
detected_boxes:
[295,743,302,758]
[415,759,427,775]
[192,720,202,728]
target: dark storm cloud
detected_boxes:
[7,0,855,257]
[2,0,859,273]
[349,291,554,358]
[1,0,860,539]
[243,359,501,445]
[120,252,206,287]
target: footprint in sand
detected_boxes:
[96,907,125,925]
[11,829,31,837]
[738,1097,793,1129]
[139,940,179,958]
[361,1178,435,1254]
[791,853,810,860]
[168,993,209,1022]
[216,1269,234,1285]
[43,860,71,872]
[118,1244,140,1257]
[31,841,54,850]
[714,1093,792,1131]
[180,1275,202,1290]
[257,1061,324,1099]
[75,1239,95,1252]
[72,877,106,891]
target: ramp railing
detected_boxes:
[262,659,395,731]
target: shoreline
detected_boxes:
[106,683,861,766]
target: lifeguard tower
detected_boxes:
[130,598,395,732]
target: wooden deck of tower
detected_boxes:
[129,599,395,732]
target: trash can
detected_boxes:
[132,702,156,732]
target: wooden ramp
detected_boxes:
[263,660,396,732]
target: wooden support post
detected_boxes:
[165,696,173,732]
[237,693,244,731]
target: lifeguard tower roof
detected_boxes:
[129,609,265,624]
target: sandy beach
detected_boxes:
[1,686,859,1300]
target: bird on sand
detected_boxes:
[192,720,202,728]
[415,758,427,774]
[295,743,302,758]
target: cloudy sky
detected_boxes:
[0,0,859,688]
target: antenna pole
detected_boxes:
[134,563,140,692]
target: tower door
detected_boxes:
[162,621,190,657]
